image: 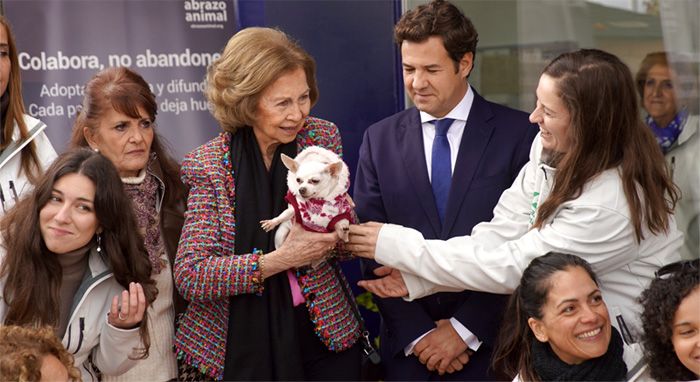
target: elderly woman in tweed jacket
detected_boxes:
[174,27,362,381]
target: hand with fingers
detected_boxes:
[262,223,340,278]
[346,222,383,259]
[413,319,470,375]
[357,266,409,298]
[279,223,340,267]
[107,282,147,329]
[445,352,470,374]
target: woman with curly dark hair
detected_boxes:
[0,325,81,381]
[639,259,699,380]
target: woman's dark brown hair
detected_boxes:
[0,16,43,184]
[0,148,156,358]
[71,67,184,203]
[532,49,678,242]
[70,66,184,211]
[492,252,599,381]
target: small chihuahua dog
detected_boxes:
[261,146,355,254]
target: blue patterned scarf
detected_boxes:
[647,109,688,154]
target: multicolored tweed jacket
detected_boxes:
[173,117,361,380]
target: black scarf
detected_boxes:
[531,327,627,381]
[223,128,303,380]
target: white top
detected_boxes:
[665,114,699,260]
[376,133,683,338]
[103,254,177,382]
[0,247,143,382]
[0,115,57,214]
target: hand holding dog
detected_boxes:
[347,222,383,259]
[263,223,339,278]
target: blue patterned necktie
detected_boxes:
[431,118,454,223]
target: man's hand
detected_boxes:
[357,266,409,298]
[413,320,469,375]
[347,222,384,259]
[445,352,470,374]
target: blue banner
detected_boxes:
[5,0,237,159]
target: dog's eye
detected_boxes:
[296,178,302,184]
[309,179,319,185]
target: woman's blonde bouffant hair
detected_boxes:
[206,27,319,133]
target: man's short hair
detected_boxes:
[394,0,479,65]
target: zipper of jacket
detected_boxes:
[72,317,85,354]
[65,323,73,350]
[0,180,19,213]
[670,156,675,179]
[83,362,97,382]
[65,272,112,332]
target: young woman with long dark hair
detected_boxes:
[0,149,156,381]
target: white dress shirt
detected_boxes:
[405,86,482,356]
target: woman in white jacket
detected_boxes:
[349,49,682,369]
[0,16,57,213]
[635,52,699,261]
[0,149,156,381]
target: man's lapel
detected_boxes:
[398,109,442,237]
[442,93,494,237]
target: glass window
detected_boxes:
[403,0,699,259]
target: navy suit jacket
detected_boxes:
[354,90,538,380]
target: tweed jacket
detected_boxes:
[174,117,361,380]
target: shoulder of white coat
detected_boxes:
[20,115,56,166]
[22,114,42,127]
[572,168,629,217]
[678,113,699,144]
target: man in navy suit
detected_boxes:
[353,0,538,380]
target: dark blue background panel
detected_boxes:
[237,0,404,342]
[237,0,404,186]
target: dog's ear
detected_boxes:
[326,161,343,177]
[281,154,299,173]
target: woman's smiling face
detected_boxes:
[530,74,573,154]
[528,266,612,365]
[39,173,99,255]
[671,286,700,377]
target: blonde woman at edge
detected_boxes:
[0,16,57,214]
